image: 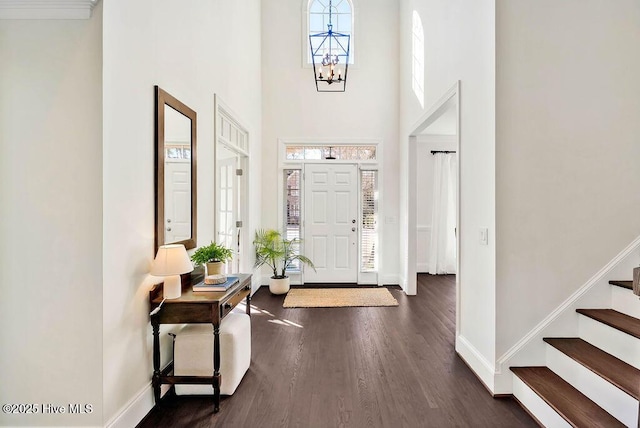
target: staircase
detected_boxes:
[511,280,640,427]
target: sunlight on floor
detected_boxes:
[267,319,304,328]
[240,303,304,329]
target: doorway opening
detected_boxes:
[408,81,460,331]
[214,95,249,274]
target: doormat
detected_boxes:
[283,288,399,308]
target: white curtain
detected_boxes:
[428,153,457,274]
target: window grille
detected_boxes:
[284,169,302,271]
[285,145,376,161]
[308,0,354,64]
[165,144,191,159]
[360,170,378,271]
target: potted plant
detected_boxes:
[191,241,233,275]
[253,229,315,295]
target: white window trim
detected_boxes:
[301,0,357,69]
[277,138,383,285]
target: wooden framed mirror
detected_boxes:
[155,86,197,251]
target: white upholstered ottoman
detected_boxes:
[174,311,251,395]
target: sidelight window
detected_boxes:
[284,169,302,271]
[360,170,378,271]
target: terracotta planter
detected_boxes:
[205,261,225,276]
[269,276,290,295]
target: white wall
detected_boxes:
[399,0,497,388]
[261,0,400,284]
[0,5,103,426]
[495,0,640,358]
[102,0,262,424]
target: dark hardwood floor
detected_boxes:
[137,274,536,427]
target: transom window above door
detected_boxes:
[285,145,376,161]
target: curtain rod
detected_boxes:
[430,150,456,155]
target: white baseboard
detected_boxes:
[455,334,495,393]
[105,383,169,428]
[257,274,400,287]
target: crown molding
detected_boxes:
[0,0,100,20]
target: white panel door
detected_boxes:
[164,160,191,243]
[304,163,358,283]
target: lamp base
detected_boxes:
[164,275,182,299]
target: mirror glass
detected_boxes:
[155,86,197,251]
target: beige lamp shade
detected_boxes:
[151,244,194,276]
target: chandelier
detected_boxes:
[309,0,350,92]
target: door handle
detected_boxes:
[166,227,172,232]
[352,227,356,232]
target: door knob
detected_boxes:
[166,227,172,232]
[352,227,356,232]
[352,219,356,224]
[167,219,172,223]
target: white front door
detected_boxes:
[304,163,358,283]
[164,160,191,243]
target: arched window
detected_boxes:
[412,10,424,107]
[307,0,353,64]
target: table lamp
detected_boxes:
[151,244,194,299]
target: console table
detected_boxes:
[149,271,252,412]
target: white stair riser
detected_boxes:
[546,344,637,427]
[611,287,640,319]
[578,315,640,370]
[512,375,572,428]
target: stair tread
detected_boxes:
[609,280,633,290]
[544,337,640,400]
[576,308,640,339]
[511,366,625,427]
